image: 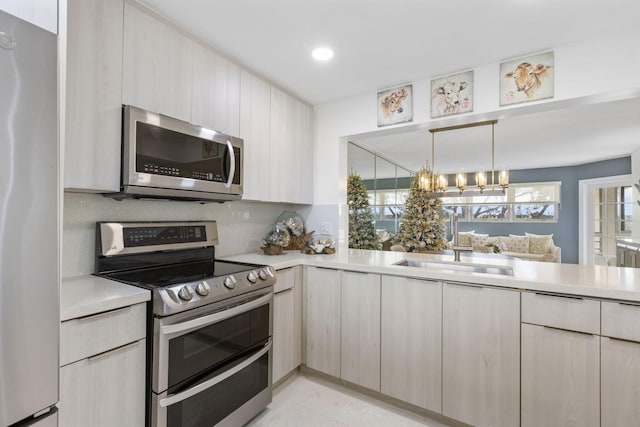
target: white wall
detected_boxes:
[313,27,640,250]
[63,193,300,278]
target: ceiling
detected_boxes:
[139,0,640,173]
[139,0,640,106]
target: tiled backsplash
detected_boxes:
[62,193,300,278]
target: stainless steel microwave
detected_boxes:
[118,105,243,202]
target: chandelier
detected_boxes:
[419,120,509,197]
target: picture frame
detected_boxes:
[377,84,413,127]
[500,51,554,106]
[430,70,474,118]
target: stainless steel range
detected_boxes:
[95,221,275,427]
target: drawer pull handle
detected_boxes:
[605,336,640,344]
[88,340,140,362]
[76,305,133,322]
[619,302,640,307]
[542,325,596,337]
[534,292,583,301]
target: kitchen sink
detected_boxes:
[395,259,514,276]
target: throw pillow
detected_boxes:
[457,231,475,247]
[525,233,554,255]
[498,236,513,250]
[470,234,489,251]
[508,234,530,253]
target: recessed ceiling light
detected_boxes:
[312,47,334,61]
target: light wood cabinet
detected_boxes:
[601,336,640,426]
[521,323,600,427]
[341,271,380,391]
[191,42,240,135]
[304,266,341,377]
[59,339,146,427]
[380,276,442,413]
[59,302,147,427]
[63,0,123,192]
[272,267,302,384]
[240,69,271,201]
[442,282,520,427]
[270,86,313,204]
[122,3,193,122]
[0,0,57,33]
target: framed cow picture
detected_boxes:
[500,51,554,105]
[430,70,474,118]
[377,84,413,127]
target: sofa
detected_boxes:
[450,231,561,263]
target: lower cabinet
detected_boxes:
[58,302,147,427]
[442,282,520,427]
[521,323,600,427]
[381,276,442,413]
[59,339,146,427]
[341,271,381,391]
[272,267,302,384]
[601,337,640,426]
[304,266,341,377]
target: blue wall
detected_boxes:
[365,157,631,263]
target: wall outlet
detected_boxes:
[321,221,332,235]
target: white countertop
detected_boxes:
[223,249,640,303]
[61,275,151,321]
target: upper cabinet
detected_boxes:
[240,70,271,201]
[63,0,123,192]
[0,0,57,33]
[122,3,193,122]
[192,43,240,136]
[270,87,313,204]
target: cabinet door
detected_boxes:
[341,271,380,391]
[64,0,123,192]
[59,339,146,427]
[521,323,599,427]
[122,4,192,121]
[240,69,271,201]
[304,267,341,377]
[601,337,640,427]
[442,283,520,427]
[381,276,442,413]
[191,43,240,135]
[269,87,313,204]
[273,288,295,384]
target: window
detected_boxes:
[440,182,561,223]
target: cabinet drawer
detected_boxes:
[60,303,146,365]
[274,267,295,293]
[602,301,640,342]
[522,292,600,334]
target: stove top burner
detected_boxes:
[94,221,276,316]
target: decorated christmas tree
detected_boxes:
[393,168,447,252]
[348,172,381,250]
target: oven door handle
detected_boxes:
[160,292,272,338]
[159,338,272,408]
[224,139,235,189]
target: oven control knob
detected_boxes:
[178,286,194,301]
[258,268,271,281]
[247,271,258,284]
[223,276,236,289]
[196,281,210,296]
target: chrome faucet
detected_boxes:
[450,215,472,261]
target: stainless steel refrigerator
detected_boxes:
[0,9,59,427]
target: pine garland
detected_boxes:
[348,172,381,250]
[393,168,447,252]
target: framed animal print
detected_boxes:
[377,84,413,126]
[431,70,474,118]
[500,51,554,105]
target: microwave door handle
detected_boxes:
[158,338,272,408]
[160,292,272,339]
[224,140,235,188]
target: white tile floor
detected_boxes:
[246,374,454,427]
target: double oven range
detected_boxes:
[95,221,275,427]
